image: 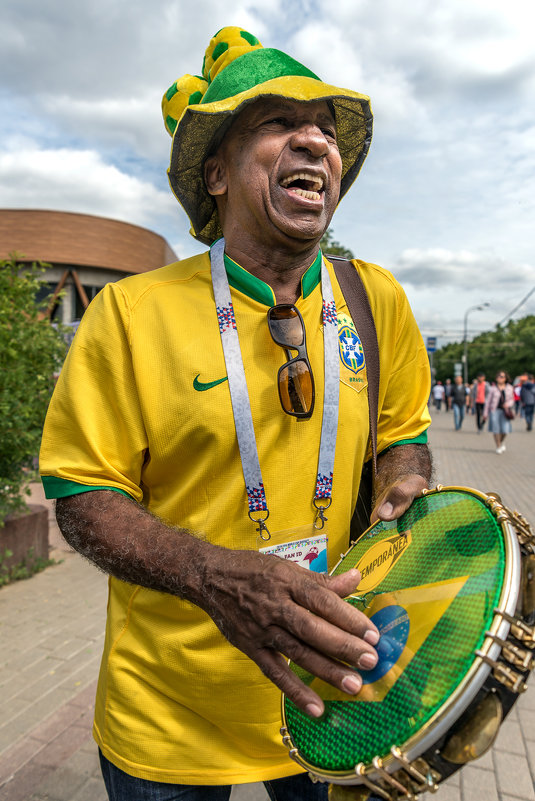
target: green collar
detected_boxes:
[223,250,323,306]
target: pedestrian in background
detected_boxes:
[521,374,535,431]
[432,381,445,412]
[451,375,468,430]
[444,378,452,411]
[484,371,515,453]
[470,372,490,433]
[514,380,524,416]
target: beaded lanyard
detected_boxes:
[210,238,339,541]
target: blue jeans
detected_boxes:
[453,403,465,430]
[99,751,329,801]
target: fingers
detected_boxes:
[372,474,428,522]
[256,648,326,717]
[275,601,378,670]
[203,551,382,715]
[324,567,362,598]
[292,570,379,645]
[254,637,369,717]
[255,575,380,701]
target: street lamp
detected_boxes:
[463,303,490,384]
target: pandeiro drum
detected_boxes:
[281,487,535,800]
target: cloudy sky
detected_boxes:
[2,0,534,346]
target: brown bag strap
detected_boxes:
[329,256,380,474]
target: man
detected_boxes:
[40,28,431,801]
[451,374,468,430]
[444,378,453,411]
[470,372,490,432]
[432,380,445,411]
[521,374,535,431]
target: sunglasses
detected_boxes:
[267,304,315,418]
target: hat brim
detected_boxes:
[167,74,373,245]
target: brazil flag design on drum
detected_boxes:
[282,490,506,776]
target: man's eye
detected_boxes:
[322,127,337,140]
[265,117,288,126]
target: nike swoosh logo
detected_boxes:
[193,374,229,392]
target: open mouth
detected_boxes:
[280,172,324,201]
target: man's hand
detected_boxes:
[371,443,432,523]
[196,548,379,718]
[56,491,378,719]
[372,473,428,522]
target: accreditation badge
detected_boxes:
[259,528,328,574]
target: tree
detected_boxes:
[320,228,354,259]
[433,315,535,383]
[0,255,67,522]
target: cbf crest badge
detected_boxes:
[338,313,365,374]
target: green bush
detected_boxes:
[0,255,67,523]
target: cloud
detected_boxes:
[0,140,177,235]
[1,0,274,165]
[2,0,269,98]
[389,246,535,342]
[40,94,168,163]
[393,247,535,290]
[1,0,534,339]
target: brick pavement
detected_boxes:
[0,410,533,800]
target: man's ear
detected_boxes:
[204,154,228,197]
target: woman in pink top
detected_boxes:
[483,371,515,453]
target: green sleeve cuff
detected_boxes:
[41,476,134,500]
[383,430,429,451]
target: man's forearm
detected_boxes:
[55,489,383,717]
[56,490,214,604]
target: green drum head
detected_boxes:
[283,490,506,776]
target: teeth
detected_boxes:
[293,188,321,201]
[280,172,324,192]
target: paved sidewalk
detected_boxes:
[0,411,534,800]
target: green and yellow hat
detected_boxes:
[162,27,373,245]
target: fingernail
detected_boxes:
[342,674,362,695]
[359,652,378,670]
[379,502,394,518]
[305,703,323,718]
[364,628,380,645]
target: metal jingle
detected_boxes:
[522,553,535,619]
[354,764,393,801]
[441,692,503,764]
[477,648,529,693]
[372,757,415,798]
[410,759,440,793]
[493,609,535,649]
[485,630,535,671]
[390,748,440,792]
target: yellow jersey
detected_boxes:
[40,251,430,783]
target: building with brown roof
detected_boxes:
[0,209,178,323]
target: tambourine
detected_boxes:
[281,486,535,800]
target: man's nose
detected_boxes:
[289,124,330,158]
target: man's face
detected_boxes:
[204,97,343,249]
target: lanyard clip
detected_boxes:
[249,509,271,541]
[313,497,332,530]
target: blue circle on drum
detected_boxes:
[361,605,410,684]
